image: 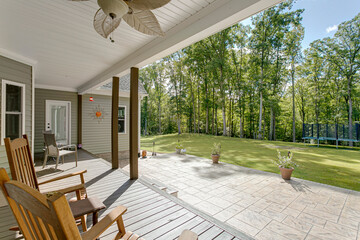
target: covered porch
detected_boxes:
[0,0,284,239]
[0,151,249,239]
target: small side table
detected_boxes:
[69,197,106,229]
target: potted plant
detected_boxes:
[175,143,184,154]
[273,150,298,180]
[211,143,221,164]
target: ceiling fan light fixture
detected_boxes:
[97,0,129,19]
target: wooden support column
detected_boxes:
[130,67,139,179]
[77,94,82,147]
[112,76,119,169]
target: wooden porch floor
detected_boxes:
[0,150,251,240]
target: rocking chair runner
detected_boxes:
[0,169,198,240]
[4,134,88,231]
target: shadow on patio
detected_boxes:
[0,150,248,240]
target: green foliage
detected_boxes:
[142,134,360,191]
[273,150,298,169]
[175,143,184,150]
[211,143,221,155]
[139,3,360,147]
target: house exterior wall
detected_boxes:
[0,55,33,174]
[82,94,130,154]
[34,88,78,153]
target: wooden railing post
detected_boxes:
[130,67,139,180]
[112,77,119,169]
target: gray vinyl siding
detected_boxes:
[34,88,78,153]
[0,55,32,174]
[82,94,129,154]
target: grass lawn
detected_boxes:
[141,133,360,191]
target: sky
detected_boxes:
[240,0,360,50]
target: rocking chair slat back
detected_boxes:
[4,135,39,190]
[0,168,82,240]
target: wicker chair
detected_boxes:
[43,132,78,169]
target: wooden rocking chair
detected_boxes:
[0,168,137,239]
[43,132,78,169]
[0,169,199,240]
[4,134,88,231]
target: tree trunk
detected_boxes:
[205,79,209,134]
[292,64,296,143]
[212,87,215,135]
[270,107,274,141]
[258,90,263,139]
[192,90,196,134]
[231,98,234,137]
[239,94,243,138]
[222,104,226,136]
[158,99,161,134]
[197,81,200,133]
[215,106,218,136]
[348,77,353,146]
[177,116,181,135]
[144,96,148,135]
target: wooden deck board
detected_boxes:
[213,231,236,240]
[198,226,224,239]
[156,216,205,240]
[0,150,252,240]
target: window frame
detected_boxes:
[118,105,126,135]
[1,80,26,145]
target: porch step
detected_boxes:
[143,177,178,198]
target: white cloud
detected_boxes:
[326,25,338,33]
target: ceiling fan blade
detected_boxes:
[93,8,121,38]
[123,9,164,36]
[124,0,170,10]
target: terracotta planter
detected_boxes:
[211,154,220,164]
[279,167,294,180]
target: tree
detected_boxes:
[317,13,360,145]
[208,28,233,136]
[285,24,304,142]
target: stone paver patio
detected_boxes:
[124,153,360,240]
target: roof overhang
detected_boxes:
[1,0,283,94]
[78,0,282,94]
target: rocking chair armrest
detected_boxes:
[44,183,86,195]
[38,170,87,185]
[81,205,127,240]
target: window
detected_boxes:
[118,106,126,134]
[1,80,25,143]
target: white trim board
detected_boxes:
[118,105,126,135]
[36,84,78,93]
[1,80,26,145]
[86,89,148,98]
[45,100,72,145]
[0,48,37,67]
[0,50,36,155]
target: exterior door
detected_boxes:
[45,100,71,145]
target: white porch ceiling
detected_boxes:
[0,0,282,93]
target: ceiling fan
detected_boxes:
[70,0,170,41]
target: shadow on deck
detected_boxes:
[0,150,251,240]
